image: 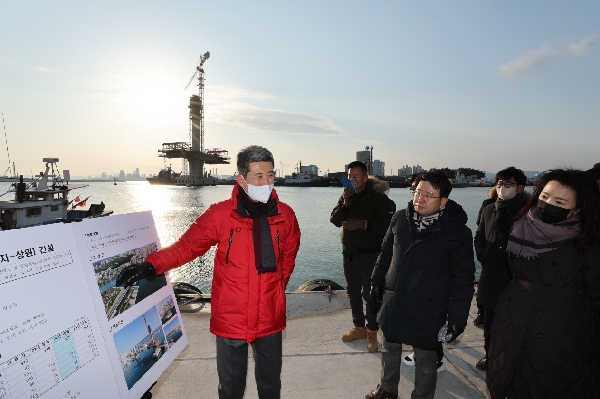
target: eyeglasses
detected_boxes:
[496,181,518,188]
[413,190,440,200]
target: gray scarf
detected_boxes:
[506,207,580,258]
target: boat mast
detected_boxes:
[2,113,11,177]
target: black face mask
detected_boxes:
[536,199,572,224]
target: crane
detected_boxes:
[184,51,210,90]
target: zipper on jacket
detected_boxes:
[225,229,233,264]
[275,230,281,262]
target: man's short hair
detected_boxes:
[236,145,274,177]
[496,166,527,186]
[414,171,452,198]
[347,161,367,174]
[594,162,600,169]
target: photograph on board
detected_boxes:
[157,295,176,325]
[113,306,168,390]
[163,316,183,347]
[93,243,167,320]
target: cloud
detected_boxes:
[206,84,346,136]
[497,36,596,79]
[32,66,58,74]
[209,84,274,101]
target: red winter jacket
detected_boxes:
[146,185,301,343]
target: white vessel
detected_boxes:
[451,173,468,188]
[284,170,314,185]
[0,158,112,231]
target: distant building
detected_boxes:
[356,151,370,166]
[300,164,319,176]
[125,168,146,181]
[372,160,385,176]
[397,164,424,176]
[398,165,411,177]
[118,170,126,180]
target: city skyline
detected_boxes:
[1,2,598,178]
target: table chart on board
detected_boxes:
[0,316,99,399]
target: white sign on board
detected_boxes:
[0,211,187,399]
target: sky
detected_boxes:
[1,1,599,178]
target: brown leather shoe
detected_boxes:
[367,329,378,352]
[341,326,367,342]
[364,384,398,399]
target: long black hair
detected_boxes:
[516,168,600,251]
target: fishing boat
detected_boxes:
[0,158,112,231]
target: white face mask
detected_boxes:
[496,186,517,200]
[242,177,274,203]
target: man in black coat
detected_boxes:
[365,171,475,399]
[473,166,527,371]
[330,161,394,352]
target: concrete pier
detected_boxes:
[152,292,489,398]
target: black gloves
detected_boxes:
[116,262,156,288]
[438,324,465,343]
[342,187,354,207]
[369,285,384,314]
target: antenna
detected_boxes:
[2,113,11,176]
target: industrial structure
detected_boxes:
[356,146,374,175]
[147,51,230,186]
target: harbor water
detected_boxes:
[0,182,500,292]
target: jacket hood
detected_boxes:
[441,198,469,228]
[368,176,390,195]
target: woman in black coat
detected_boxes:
[486,169,600,399]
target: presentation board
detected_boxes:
[0,211,188,399]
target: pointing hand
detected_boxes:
[116,262,156,288]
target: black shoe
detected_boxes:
[364,384,398,399]
[476,357,488,370]
[473,314,484,327]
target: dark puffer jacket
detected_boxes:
[372,200,475,351]
[474,193,527,309]
[487,244,600,399]
[330,180,393,253]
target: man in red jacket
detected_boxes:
[117,145,301,399]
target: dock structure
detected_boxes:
[152,292,490,398]
[157,141,229,180]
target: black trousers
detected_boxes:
[382,337,438,399]
[343,251,379,331]
[216,332,282,399]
